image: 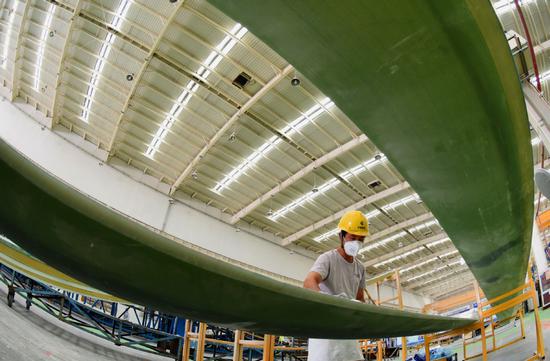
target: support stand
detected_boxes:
[421,274,545,361]
[181,321,304,361]
[361,270,407,360]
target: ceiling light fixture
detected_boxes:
[269,155,387,222]
[493,0,535,15]
[81,0,131,123]
[358,231,407,254]
[34,3,55,91]
[410,260,466,287]
[427,237,450,248]
[213,97,334,193]
[358,217,437,253]
[531,71,550,87]
[400,257,438,274]
[312,194,418,243]
[372,247,424,268]
[146,23,247,158]
[1,6,17,70]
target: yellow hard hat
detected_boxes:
[338,210,369,236]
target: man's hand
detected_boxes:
[303,271,322,292]
[356,288,366,303]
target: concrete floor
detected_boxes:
[448,310,550,361]
[0,284,169,361]
[393,309,550,361]
[3,279,550,361]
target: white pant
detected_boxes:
[307,338,363,361]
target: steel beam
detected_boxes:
[281,182,410,246]
[407,267,470,290]
[534,39,550,55]
[9,0,31,101]
[170,64,293,195]
[363,233,449,268]
[429,282,475,300]
[106,1,186,154]
[425,276,475,299]
[51,0,83,126]
[230,134,368,224]
[523,82,550,152]
[368,212,433,244]
[420,272,474,294]
[371,246,458,274]
[401,255,464,284]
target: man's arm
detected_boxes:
[356,287,366,303]
[303,271,323,292]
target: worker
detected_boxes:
[303,210,368,361]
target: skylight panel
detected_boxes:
[313,194,419,243]
[440,250,460,258]
[268,154,386,221]
[358,231,407,254]
[372,247,424,269]
[409,260,465,287]
[426,237,450,248]
[406,266,446,283]
[400,257,438,273]
[213,97,335,193]
[111,0,130,30]
[408,219,439,234]
[382,194,420,211]
[493,0,535,15]
[398,251,458,273]
[33,3,55,91]
[531,71,550,87]
[146,24,247,158]
[268,177,340,221]
[81,0,131,123]
[1,3,17,70]
[358,217,441,253]
[373,241,456,271]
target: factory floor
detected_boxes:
[394,308,550,361]
[3,278,550,361]
[0,284,167,361]
[446,308,550,361]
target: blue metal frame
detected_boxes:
[0,263,308,360]
[0,263,183,359]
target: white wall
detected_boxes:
[365,283,431,310]
[0,97,431,308]
[0,98,313,280]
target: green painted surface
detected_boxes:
[208,0,533,302]
[0,138,472,338]
[0,236,126,302]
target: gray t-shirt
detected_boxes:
[310,249,366,299]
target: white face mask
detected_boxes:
[343,240,362,257]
